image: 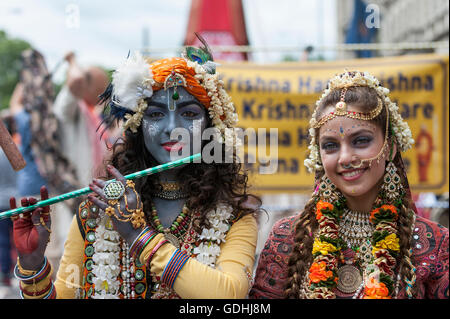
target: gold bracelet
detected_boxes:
[17,257,37,277]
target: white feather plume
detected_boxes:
[112,51,153,111]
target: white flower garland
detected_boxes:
[91,213,121,299]
[90,203,234,298]
[305,71,414,173]
[193,203,234,268]
[187,60,241,151]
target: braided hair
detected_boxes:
[284,86,417,298]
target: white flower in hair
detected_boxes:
[305,70,414,173]
[112,51,154,111]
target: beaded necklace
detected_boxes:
[79,200,235,299]
[304,199,402,299]
[149,202,191,249]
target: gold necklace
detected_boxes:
[151,181,188,200]
[338,209,374,249]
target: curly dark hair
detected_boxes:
[99,120,262,230]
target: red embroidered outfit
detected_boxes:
[249,214,448,299]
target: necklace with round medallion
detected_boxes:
[337,238,373,294]
[336,238,373,295]
[336,264,363,294]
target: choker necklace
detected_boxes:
[151,181,189,200]
[339,209,374,249]
[150,202,191,249]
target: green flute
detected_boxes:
[0,153,201,220]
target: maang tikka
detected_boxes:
[164,69,187,111]
[316,86,390,170]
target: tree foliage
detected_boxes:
[0,30,31,110]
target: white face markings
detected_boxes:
[142,120,160,140]
[189,118,204,133]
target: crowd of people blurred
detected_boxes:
[0,48,120,295]
[0,47,448,299]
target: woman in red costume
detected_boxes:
[250,71,448,299]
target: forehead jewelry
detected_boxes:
[312,90,383,129]
[316,88,389,169]
[164,69,187,111]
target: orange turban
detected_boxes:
[149,57,211,108]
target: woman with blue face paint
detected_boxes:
[10,42,262,299]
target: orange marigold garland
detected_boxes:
[362,204,400,298]
[363,277,390,299]
[306,200,345,298]
[307,169,407,299]
[307,198,402,299]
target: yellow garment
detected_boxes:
[52,213,257,299]
[54,215,86,298]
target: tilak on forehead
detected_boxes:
[304,70,415,173]
[150,85,198,113]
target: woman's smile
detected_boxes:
[338,167,367,181]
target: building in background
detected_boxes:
[337,0,449,59]
[184,0,249,61]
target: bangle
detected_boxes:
[146,239,169,268]
[161,249,190,289]
[16,259,37,277]
[129,227,156,259]
[129,227,150,250]
[14,257,51,284]
[129,227,155,257]
[20,280,53,297]
[20,282,56,299]
[43,283,57,299]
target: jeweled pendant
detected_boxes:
[337,265,362,294]
[164,233,180,249]
[172,91,179,100]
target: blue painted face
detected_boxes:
[142,87,208,164]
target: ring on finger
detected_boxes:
[33,217,52,233]
[103,180,125,200]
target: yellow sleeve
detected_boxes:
[140,214,258,299]
[54,215,85,299]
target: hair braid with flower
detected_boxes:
[284,194,318,298]
[285,77,418,298]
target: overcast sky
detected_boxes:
[0,0,337,81]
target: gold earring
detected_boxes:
[317,175,343,203]
[381,161,403,204]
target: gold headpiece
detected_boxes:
[304,71,414,173]
[311,87,384,129]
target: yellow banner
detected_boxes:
[218,54,449,194]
